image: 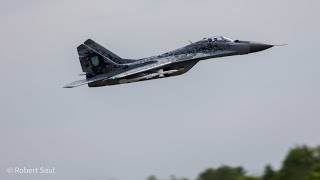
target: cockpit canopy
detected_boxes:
[200,36,234,42]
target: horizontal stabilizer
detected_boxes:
[64,74,110,88]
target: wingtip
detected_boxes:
[63,82,79,88]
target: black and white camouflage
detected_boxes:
[65,36,275,88]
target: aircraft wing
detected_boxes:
[64,61,172,88]
[63,74,111,88]
[110,61,172,79]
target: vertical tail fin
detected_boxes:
[77,44,126,78]
[84,39,136,64]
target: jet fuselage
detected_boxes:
[64,36,275,88]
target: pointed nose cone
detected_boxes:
[250,42,273,53]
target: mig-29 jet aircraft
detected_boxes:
[64,36,280,88]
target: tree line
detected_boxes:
[147,145,320,180]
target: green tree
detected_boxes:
[262,165,275,180]
[147,175,157,180]
[276,145,317,180]
[306,163,320,180]
[237,176,260,180]
[197,166,246,180]
[169,175,189,180]
[147,175,188,180]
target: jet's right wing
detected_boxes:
[64,61,172,88]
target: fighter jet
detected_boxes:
[64,36,280,88]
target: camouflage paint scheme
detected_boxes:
[64,37,275,88]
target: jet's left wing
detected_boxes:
[64,73,111,88]
[64,61,172,88]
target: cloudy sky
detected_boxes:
[1,0,320,180]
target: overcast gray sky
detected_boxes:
[1,0,320,180]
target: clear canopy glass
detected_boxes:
[201,36,234,42]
